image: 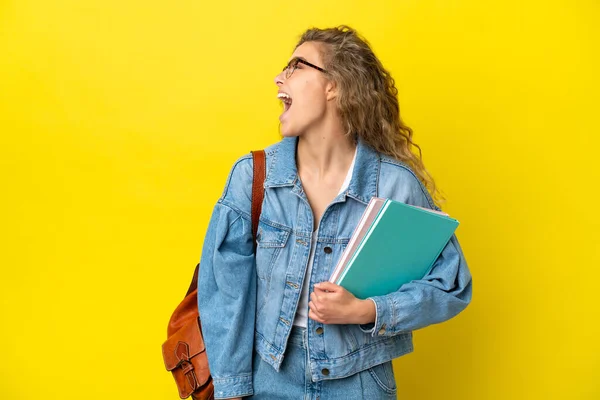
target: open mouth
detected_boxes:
[277,92,293,115]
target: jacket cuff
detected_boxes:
[213,374,253,399]
[358,298,377,333]
[366,295,394,337]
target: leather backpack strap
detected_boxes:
[250,150,266,246]
[185,150,265,297]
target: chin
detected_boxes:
[279,123,302,138]
[280,131,301,138]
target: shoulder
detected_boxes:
[218,153,253,217]
[218,139,283,216]
[378,155,438,210]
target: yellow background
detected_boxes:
[1,0,598,399]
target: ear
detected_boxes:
[325,79,338,101]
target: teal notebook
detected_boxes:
[335,198,459,299]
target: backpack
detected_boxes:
[161,150,265,399]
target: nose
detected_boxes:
[274,70,284,86]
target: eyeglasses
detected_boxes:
[282,57,327,79]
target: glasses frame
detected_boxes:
[282,57,327,79]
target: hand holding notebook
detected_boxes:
[308,281,377,325]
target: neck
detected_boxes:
[296,119,356,180]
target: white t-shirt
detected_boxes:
[293,149,357,328]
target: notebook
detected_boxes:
[330,197,459,299]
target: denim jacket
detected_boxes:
[197,136,472,399]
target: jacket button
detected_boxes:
[315,327,324,335]
[324,246,332,254]
[322,368,330,376]
[378,323,387,335]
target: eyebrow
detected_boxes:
[289,56,311,64]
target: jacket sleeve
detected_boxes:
[364,168,473,337]
[197,156,256,399]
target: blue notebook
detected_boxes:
[333,198,459,299]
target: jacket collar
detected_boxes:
[264,136,379,204]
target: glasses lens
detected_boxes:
[284,59,298,79]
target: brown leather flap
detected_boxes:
[162,317,206,371]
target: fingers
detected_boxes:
[313,286,327,294]
[308,299,320,313]
[308,308,324,323]
[315,281,340,292]
[310,291,320,303]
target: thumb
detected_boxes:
[315,281,341,292]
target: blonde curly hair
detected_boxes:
[296,25,444,207]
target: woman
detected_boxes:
[197,26,472,399]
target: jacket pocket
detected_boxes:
[255,219,291,281]
[367,361,397,395]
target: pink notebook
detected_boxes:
[329,198,386,283]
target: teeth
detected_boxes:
[278,92,292,108]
